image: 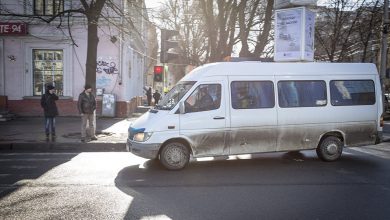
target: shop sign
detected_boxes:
[0,22,28,36]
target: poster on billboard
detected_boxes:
[274,7,315,62]
[304,9,315,60]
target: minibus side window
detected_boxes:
[184,84,221,113]
[231,81,275,109]
[330,80,375,106]
[278,81,327,108]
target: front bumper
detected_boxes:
[126,138,161,159]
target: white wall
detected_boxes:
[0,0,148,103]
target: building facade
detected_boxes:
[0,0,153,117]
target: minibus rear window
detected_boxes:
[278,81,327,108]
[330,80,375,106]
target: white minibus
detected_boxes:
[127,62,383,170]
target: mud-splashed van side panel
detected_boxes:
[185,122,377,158]
[276,122,377,151]
[340,122,377,146]
[186,131,228,157]
[228,127,277,154]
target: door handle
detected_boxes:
[213,116,225,120]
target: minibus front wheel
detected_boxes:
[316,136,343,162]
[160,141,190,170]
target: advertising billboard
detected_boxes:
[274,7,315,62]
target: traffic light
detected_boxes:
[154,65,163,82]
[161,29,180,63]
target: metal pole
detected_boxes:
[380,0,389,87]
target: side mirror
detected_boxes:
[179,101,186,114]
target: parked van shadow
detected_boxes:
[115,150,380,219]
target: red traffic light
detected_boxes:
[154,66,163,74]
[154,66,164,82]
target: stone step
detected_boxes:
[131,112,144,118]
[0,115,14,121]
[0,109,15,121]
[135,106,151,113]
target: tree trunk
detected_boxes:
[81,0,106,90]
[85,20,98,90]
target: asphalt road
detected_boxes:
[0,148,389,220]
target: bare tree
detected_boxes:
[155,0,208,66]
[355,0,382,62]
[199,0,239,62]
[314,0,383,62]
[155,0,274,64]
[238,0,274,58]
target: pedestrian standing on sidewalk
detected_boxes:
[78,84,97,142]
[146,87,152,106]
[40,84,59,141]
[153,90,161,105]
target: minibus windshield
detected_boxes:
[155,81,196,110]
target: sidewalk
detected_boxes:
[1,116,390,156]
[0,116,138,152]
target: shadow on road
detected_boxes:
[115,150,381,219]
[0,153,77,199]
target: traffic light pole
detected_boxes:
[163,63,166,94]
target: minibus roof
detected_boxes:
[180,62,378,82]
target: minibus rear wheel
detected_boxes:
[160,142,190,170]
[316,136,343,162]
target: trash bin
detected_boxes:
[102,94,116,117]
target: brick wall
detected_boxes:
[8,99,133,118]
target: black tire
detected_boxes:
[160,142,190,170]
[316,136,343,162]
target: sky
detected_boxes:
[145,0,165,9]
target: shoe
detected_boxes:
[90,136,98,141]
[81,138,86,143]
[45,134,50,141]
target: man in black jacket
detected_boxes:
[153,90,161,105]
[78,84,97,142]
[41,85,59,141]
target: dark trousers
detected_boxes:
[45,117,56,136]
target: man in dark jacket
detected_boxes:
[146,87,152,106]
[78,84,97,142]
[40,85,59,141]
[153,90,161,105]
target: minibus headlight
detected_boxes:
[133,132,153,142]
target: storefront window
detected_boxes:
[33,49,63,96]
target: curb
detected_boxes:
[0,142,126,152]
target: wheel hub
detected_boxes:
[326,143,338,155]
[168,148,182,163]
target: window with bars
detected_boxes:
[34,0,64,16]
[33,49,64,96]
